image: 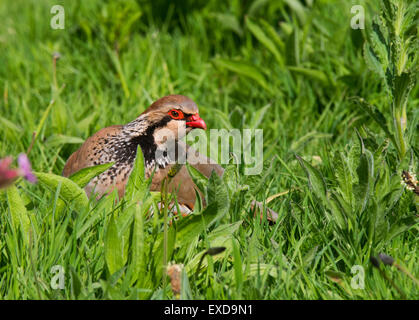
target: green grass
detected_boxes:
[0,0,418,299]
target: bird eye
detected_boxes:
[169,109,183,120]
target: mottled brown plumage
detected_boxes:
[63,94,277,221]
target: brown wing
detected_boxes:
[62,125,123,177]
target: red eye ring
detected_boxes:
[169,109,184,120]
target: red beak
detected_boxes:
[186,114,207,130]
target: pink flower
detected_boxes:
[0,154,37,189]
[18,153,37,183]
[0,157,20,188]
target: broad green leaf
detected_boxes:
[329,191,350,229]
[296,155,327,203]
[208,221,242,247]
[35,172,89,212]
[6,185,31,244]
[180,268,193,300]
[176,202,224,249]
[125,146,146,200]
[260,19,285,52]
[186,221,242,272]
[186,163,208,195]
[392,72,414,116]
[207,170,229,216]
[232,239,243,292]
[105,216,125,275]
[354,140,374,213]
[353,97,397,148]
[222,163,239,198]
[131,203,146,285]
[69,162,115,188]
[333,151,354,207]
[70,266,82,299]
[193,189,203,213]
[107,266,126,288]
[370,20,388,70]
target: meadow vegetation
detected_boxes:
[0,0,417,299]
